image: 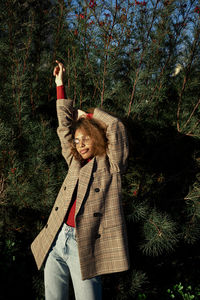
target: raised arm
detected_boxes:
[53,61,74,166]
[93,108,129,173]
[54,61,86,166]
[56,99,74,166]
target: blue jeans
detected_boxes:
[44,223,102,300]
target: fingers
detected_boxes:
[53,66,59,76]
[53,60,65,77]
[55,60,65,72]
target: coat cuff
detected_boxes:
[57,85,66,99]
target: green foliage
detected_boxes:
[167,282,200,300]
[0,0,200,299]
[140,209,178,256]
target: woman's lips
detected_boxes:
[80,149,88,154]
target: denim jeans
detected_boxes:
[44,223,102,300]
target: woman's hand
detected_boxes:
[77,109,87,120]
[73,109,87,120]
[53,60,65,86]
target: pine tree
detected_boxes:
[0,0,70,298]
[0,0,200,299]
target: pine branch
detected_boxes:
[72,47,77,105]
[187,120,200,136]
[177,29,200,132]
[127,0,160,116]
[182,98,200,130]
[48,0,65,102]
[100,2,118,107]
[67,48,71,91]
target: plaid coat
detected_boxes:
[31,99,130,280]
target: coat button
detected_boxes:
[95,188,100,192]
[93,212,102,217]
[45,224,48,228]
[64,186,66,190]
[55,207,58,211]
[96,233,101,239]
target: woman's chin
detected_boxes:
[80,151,90,159]
[81,151,94,160]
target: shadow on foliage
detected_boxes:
[1,118,199,300]
[110,118,200,299]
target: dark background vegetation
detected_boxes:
[0,0,200,299]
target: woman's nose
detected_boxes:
[79,139,85,147]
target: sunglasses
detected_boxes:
[73,136,91,145]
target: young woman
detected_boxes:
[31,61,130,300]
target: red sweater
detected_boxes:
[57,85,92,227]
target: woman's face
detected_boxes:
[74,128,95,160]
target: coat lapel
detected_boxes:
[75,157,95,216]
[61,158,81,207]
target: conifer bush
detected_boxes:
[0,0,200,299]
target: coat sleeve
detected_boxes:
[93,108,129,173]
[56,98,75,166]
